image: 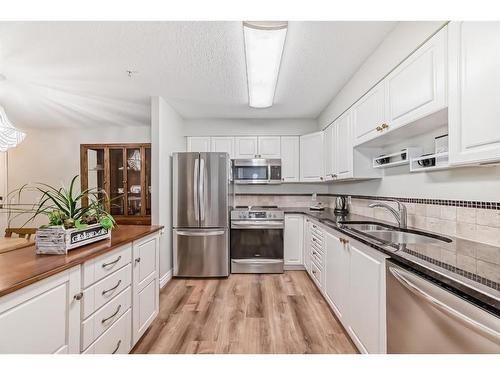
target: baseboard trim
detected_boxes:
[160,269,172,289]
[284,264,306,271]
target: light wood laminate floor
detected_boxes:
[132,271,358,354]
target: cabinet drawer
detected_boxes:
[82,244,132,288]
[83,264,131,319]
[311,246,324,267]
[83,309,131,354]
[310,260,323,288]
[81,286,131,351]
[311,235,324,249]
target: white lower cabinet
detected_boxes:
[0,267,81,354]
[83,309,132,354]
[284,214,304,267]
[307,218,388,354]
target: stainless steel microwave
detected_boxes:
[232,159,282,184]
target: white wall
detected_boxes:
[184,118,318,136]
[151,96,186,281]
[6,125,150,228]
[318,21,447,129]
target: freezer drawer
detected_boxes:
[173,229,229,277]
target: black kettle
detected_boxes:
[334,196,349,215]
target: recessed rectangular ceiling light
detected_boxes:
[243,21,288,109]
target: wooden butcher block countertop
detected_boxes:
[0,225,163,297]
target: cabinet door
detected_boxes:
[300,131,325,182]
[284,214,304,265]
[348,244,385,354]
[324,231,349,319]
[234,137,258,158]
[280,136,300,182]
[352,81,387,146]
[211,137,235,158]
[449,22,500,165]
[187,137,211,152]
[132,234,160,345]
[336,111,354,179]
[257,136,281,158]
[385,27,447,132]
[303,218,311,273]
[0,267,81,354]
[324,124,337,181]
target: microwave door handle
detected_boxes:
[389,267,500,343]
[193,157,199,220]
[268,164,271,183]
[199,157,205,222]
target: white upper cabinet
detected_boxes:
[300,131,324,182]
[449,22,500,165]
[336,111,354,179]
[234,137,258,158]
[211,137,235,158]
[324,124,336,181]
[385,27,447,132]
[257,136,281,158]
[352,81,387,146]
[187,137,211,152]
[281,136,300,182]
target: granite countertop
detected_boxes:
[284,207,500,314]
[0,225,163,297]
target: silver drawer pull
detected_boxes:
[312,238,317,242]
[102,256,122,269]
[135,257,141,264]
[312,251,317,255]
[312,270,317,274]
[112,340,122,354]
[102,280,122,296]
[74,292,83,301]
[101,304,122,324]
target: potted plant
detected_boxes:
[5,175,115,254]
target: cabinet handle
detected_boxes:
[312,238,317,242]
[74,292,83,301]
[312,251,317,255]
[381,123,389,129]
[333,174,337,178]
[320,176,324,181]
[135,257,141,264]
[376,126,382,132]
[312,270,317,274]
[101,304,122,324]
[312,225,317,229]
[112,340,122,354]
[102,280,122,296]
[102,256,122,269]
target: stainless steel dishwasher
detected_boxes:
[386,261,500,353]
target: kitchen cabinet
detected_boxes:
[347,243,386,354]
[284,214,304,267]
[234,137,258,158]
[132,233,160,345]
[449,22,500,165]
[324,230,350,320]
[187,137,211,152]
[0,267,81,354]
[324,111,354,181]
[352,81,387,146]
[81,144,151,225]
[211,137,235,158]
[300,131,325,182]
[303,218,311,273]
[385,27,447,133]
[280,136,300,182]
[257,136,281,158]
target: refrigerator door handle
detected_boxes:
[193,157,199,220]
[175,230,225,236]
[199,157,205,222]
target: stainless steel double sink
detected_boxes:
[324,220,452,248]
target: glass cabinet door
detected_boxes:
[109,149,125,216]
[86,147,105,202]
[145,147,151,216]
[126,148,142,216]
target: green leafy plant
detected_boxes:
[4,175,116,230]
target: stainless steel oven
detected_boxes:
[230,206,284,273]
[232,159,281,184]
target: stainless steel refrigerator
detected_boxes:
[172,152,231,277]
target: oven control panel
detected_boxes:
[231,210,284,220]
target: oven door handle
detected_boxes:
[389,267,500,342]
[231,221,284,229]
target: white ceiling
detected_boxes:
[0,21,396,128]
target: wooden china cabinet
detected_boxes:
[80,143,151,225]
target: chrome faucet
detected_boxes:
[369,199,407,228]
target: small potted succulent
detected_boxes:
[6,175,115,254]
